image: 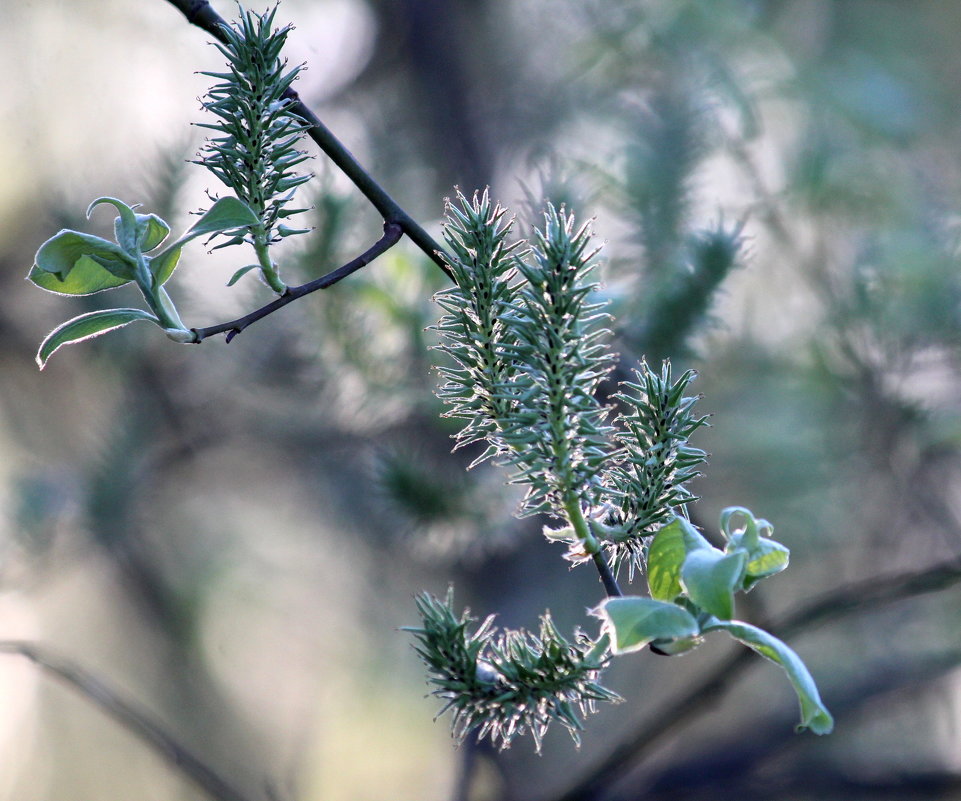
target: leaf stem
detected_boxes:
[252,229,286,294]
[134,255,185,331]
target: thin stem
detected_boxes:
[564,499,622,597]
[163,0,453,281]
[0,640,261,801]
[591,551,622,598]
[252,230,286,294]
[192,221,402,343]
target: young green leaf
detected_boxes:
[704,619,834,734]
[36,308,160,369]
[31,230,137,291]
[147,197,259,284]
[720,507,789,589]
[226,264,261,287]
[148,246,183,287]
[135,213,171,252]
[87,196,140,253]
[182,196,259,241]
[594,596,700,655]
[680,548,746,620]
[647,519,687,601]
[647,516,710,600]
[729,536,790,589]
[29,255,132,296]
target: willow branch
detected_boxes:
[192,221,402,343]
[554,555,961,801]
[167,0,621,639]
[0,640,261,801]
[163,0,453,281]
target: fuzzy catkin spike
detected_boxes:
[405,591,619,751]
[432,189,523,462]
[193,5,312,290]
[603,360,709,577]
[501,203,615,517]
[433,193,616,521]
[432,193,709,555]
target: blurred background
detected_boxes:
[3,0,961,799]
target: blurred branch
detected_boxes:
[634,648,961,801]
[554,554,961,801]
[0,641,263,801]
[636,650,961,801]
[163,0,452,280]
[192,221,402,343]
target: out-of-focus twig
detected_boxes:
[0,640,263,801]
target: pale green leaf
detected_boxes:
[29,256,131,296]
[136,213,171,252]
[150,197,259,274]
[704,619,834,734]
[675,515,713,552]
[31,230,137,292]
[728,533,790,588]
[226,264,260,287]
[647,519,688,601]
[593,597,700,655]
[681,549,746,620]
[36,308,159,369]
[148,246,183,286]
[648,517,713,601]
[184,196,259,240]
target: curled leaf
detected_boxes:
[136,213,171,252]
[704,619,834,734]
[87,196,139,252]
[31,231,136,292]
[680,548,746,621]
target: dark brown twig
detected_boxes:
[0,640,261,801]
[593,551,622,597]
[191,221,402,343]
